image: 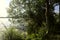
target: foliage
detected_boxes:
[2,27,47,40]
[7,0,46,34]
[7,0,60,40]
[3,27,24,40]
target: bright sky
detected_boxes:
[0,0,11,29]
[0,0,11,17]
[54,4,59,13]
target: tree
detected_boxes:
[7,0,59,40]
[8,0,46,33]
[42,0,60,40]
[7,0,47,39]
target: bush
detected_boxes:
[2,26,47,40]
[3,27,24,40]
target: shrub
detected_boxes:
[3,27,24,40]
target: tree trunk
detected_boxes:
[42,0,60,40]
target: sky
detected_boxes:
[54,3,59,13]
[0,0,11,29]
[0,0,11,17]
